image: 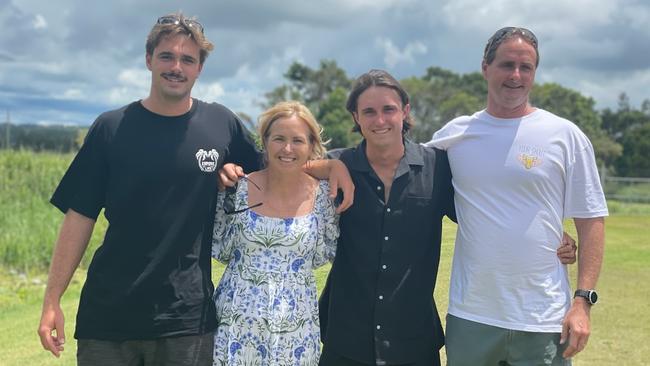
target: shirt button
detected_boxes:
[378,295,384,300]
[386,207,391,213]
[384,236,389,241]
[376,186,382,191]
[376,325,381,330]
[382,264,387,270]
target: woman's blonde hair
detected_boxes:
[258,101,327,160]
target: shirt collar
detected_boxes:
[348,138,425,175]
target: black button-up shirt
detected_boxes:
[319,139,455,365]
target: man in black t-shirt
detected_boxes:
[36,13,259,366]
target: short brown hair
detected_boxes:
[146,13,214,65]
[346,69,412,134]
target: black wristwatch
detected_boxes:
[574,289,598,305]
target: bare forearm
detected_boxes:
[303,159,331,179]
[43,210,95,304]
[574,217,605,289]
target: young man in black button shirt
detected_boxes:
[318,69,455,366]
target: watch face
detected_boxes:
[575,289,598,305]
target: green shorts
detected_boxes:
[445,314,571,366]
[77,332,214,366]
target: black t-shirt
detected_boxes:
[319,140,456,364]
[51,99,260,340]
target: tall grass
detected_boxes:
[2,149,650,272]
[0,150,107,273]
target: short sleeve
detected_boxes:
[227,114,262,172]
[563,139,609,219]
[425,114,474,151]
[50,118,108,219]
[212,191,238,263]
[312,180,340,268]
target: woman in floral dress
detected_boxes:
[211,101,339,365]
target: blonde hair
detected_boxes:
[146,12,214,65]
[258,101,327,160]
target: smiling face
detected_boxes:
[353,86,409,150]
[482,37,537,118]
[146,34,202,103]
[264,115,314,172]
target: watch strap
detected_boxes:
[574,289,597,305]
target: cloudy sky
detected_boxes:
[1,0,649,125]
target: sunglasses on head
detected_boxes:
[223,175,264,215]
[157,15,204,34]
[484,26,538,56]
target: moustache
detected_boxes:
[161,72,188,82]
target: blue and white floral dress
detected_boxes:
[212,179,339,366]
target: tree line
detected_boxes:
[262,60,650,178]
[3,61,649,177]
[0,124,85,153]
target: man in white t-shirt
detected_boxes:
[427,27,607,365]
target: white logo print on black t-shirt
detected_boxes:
[195,149,220,172]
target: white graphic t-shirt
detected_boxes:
[428,109,608,332]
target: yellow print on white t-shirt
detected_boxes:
[518,153,542,169]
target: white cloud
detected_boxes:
[218,87,262,118]
[577,69,650,108]
[2,0,650,126]
[108,87,139,105]
[205,45,307,116]
[194,82,225,102]
[105,68,151,104]
[375,38,427,68]
[32,108,94,126]
[620,4,650,34]
[441,0,620,32]
[228,46,303,86]
[336,0,411,10]
[61,89,83,100]
[32,62,68,75]
[32,14,47,29]
[118,68,150,89]
[537,65,650,109]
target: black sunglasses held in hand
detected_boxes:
[223,176,263,215]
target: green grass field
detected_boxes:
[1,150,649,365]
[1,217,648,365]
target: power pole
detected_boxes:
[3,110,9,149]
